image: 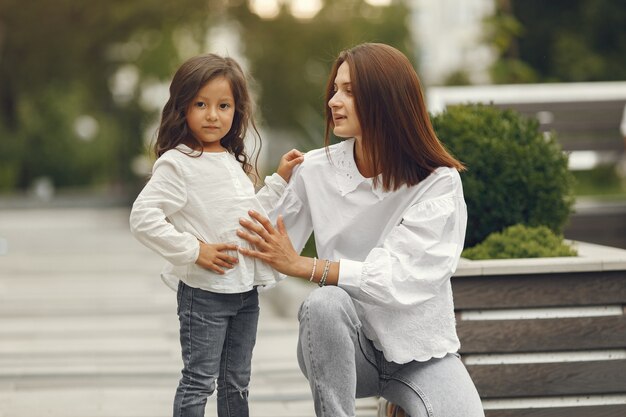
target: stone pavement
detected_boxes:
[0,207,378,417]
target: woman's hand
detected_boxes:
[237,210,308,278]
[276,149,304,182]
[195,241,238,274]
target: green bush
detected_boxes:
[462,224,577,260]
[431,103,575,247]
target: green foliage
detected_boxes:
[0,0,207,192]
[431,103,575,247]
[231,0,413,150]
[462,224,577,260]
[489,0,626,83]
[444,70,473,86]
[0,0,412,194]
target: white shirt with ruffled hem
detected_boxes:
[270,138,467,364]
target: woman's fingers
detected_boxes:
[239,214,273,242]
[246,210,275,233]
[276,215,287,235]
[238,246,266,260]
[236,228,269,249]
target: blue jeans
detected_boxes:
[173,281,259,417]
[297,286,485,417]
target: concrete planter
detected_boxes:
[452,241,626,417]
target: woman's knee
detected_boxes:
[300,286,353,322]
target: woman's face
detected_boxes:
[328,62,362,140]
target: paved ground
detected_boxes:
[0,207,378,417]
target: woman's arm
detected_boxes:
[239,170,467,309]
[339,195,466,308]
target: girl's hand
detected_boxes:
[237,210,308,277]
[195,241,239,274]
[276,149,304,182]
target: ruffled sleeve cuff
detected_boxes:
[338,258,363,295]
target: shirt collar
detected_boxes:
[332,139,390,201]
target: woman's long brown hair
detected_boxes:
[155,54,259,178]
[324,43,465,191]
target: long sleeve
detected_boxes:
[255,173,288,214]
[268,164,313,254]
[129,157,199,266]
[338,185,467,309]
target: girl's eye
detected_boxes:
[219,103,231,110]
[195,102,206,108]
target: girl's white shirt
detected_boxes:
[130,144,287,293]
[270,138,467,364]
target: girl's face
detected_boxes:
[186,76,235,152]
[328,62,361,141]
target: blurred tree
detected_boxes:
[0,0,413,195]
[487,0,626,83]
[230,0,414,151]
[0,0,208,192]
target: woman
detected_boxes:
[237,43,484,417]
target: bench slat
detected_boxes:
[457,315,626,353]
[484,404,626,417]
[468,360,626,397]
[452,271,626,309]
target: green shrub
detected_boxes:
[462,224,577,260]
[431,103,575,247]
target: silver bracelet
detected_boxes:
[309,257,317,282]
[318,259,331,287]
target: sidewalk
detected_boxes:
[0,207,377,416]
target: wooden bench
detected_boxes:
[427,83,626,168]
[452,243,626,417]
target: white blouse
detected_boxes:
[270,138,467,363]
[130,144,287,293]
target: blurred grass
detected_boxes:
[572,164,626,200]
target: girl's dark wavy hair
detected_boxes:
[154,53,260,179]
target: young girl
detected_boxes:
[129,53,303,417]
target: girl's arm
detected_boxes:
[276,149,305,182]
[130,157,199,266]
[255,149,304,213]
[130,156,238,274]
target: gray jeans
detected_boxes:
[297,286,485,417]
[174,281,259,417]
